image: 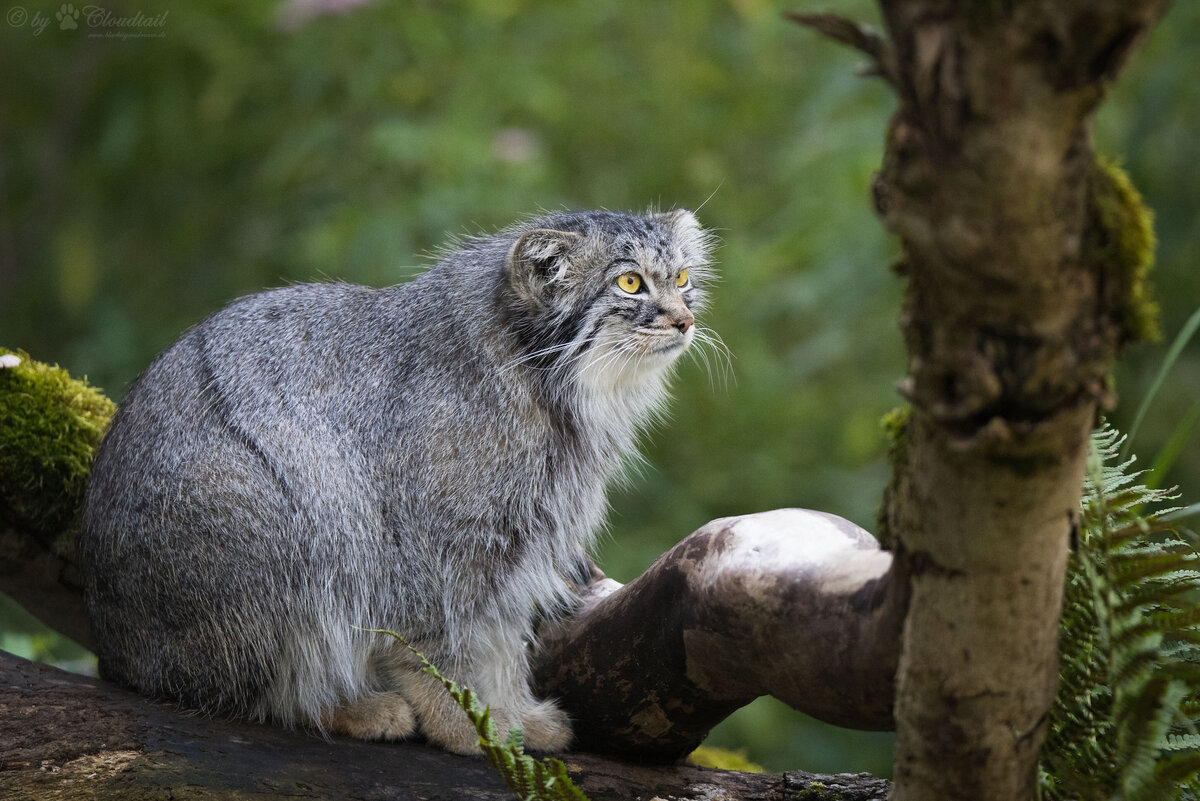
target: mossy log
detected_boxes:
[0,351,898,799]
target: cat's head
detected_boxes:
[503,209,715,393]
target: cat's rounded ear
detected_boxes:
[506,229,584,305]
[651,208,700,233]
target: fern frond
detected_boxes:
[354,627,591,801]
[1114,580,1200,616]
[1040,423,1200,801]
[1164,734,1200,753]
[1110,550,1199,585]
[1130,752,1200,801]
[1110,607,1200,655]
[1107,517,1184,548]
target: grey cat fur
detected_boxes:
[79,209,714,754]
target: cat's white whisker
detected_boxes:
[687,325,734,390]
[502,336,598,373]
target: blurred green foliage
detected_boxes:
[1,0,1197,778]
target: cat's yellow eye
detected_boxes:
[676,268,689,288]
[617,272,642,294]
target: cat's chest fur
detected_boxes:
[370,298,643,573]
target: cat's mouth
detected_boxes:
[578,326,692,391]
[637,327,693,357]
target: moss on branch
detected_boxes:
[0,348,114,550]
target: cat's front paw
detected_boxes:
[402,677,486,755]
[419,697,572,755]
[422,704,485,755]
[513,699,572,752]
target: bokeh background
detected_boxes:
[2,0,1197,777]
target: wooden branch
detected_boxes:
[0,650,891,800]
[2,486,902,757]
[0,523,92,651]
[536,509,902,759]
[785,12,896,84]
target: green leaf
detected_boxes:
[1124,305,1200,459]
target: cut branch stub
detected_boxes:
[535,509,902,760]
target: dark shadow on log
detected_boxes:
[0,523,93,651]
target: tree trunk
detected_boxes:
[793,2,1171,798]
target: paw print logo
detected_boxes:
[57,3,80,30]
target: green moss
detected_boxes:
[880,404,911,460]
[687,745,765,773]
[792,781,844,801]
[0,348,115,547]
[875,404,912,549]
[1087,156,1160,344]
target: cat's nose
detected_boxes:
[673,314,694,333]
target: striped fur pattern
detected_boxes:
[79,209,715,753]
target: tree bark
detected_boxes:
[0,649,892,801]
[794,2,1172,799]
